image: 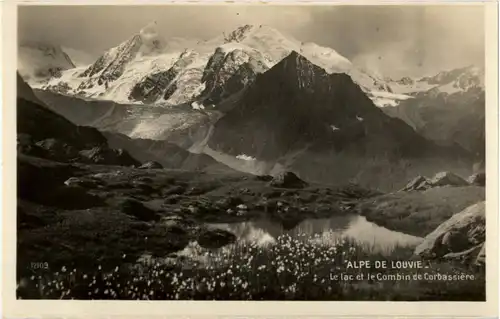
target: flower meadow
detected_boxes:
[17,232,485,301]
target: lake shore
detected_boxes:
[357,186,485,237]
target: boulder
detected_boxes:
[113,197,160,222]
[468,172,485,186]
[63,177,102,189]
[196,228,236,249]
[414,201,485,262]
[400,175,431,192]
[254,175,273,182]
[138,161,163,169]
[428,171,469,187]
[401,172,469,192]
[269,171,308,189]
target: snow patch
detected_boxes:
[370,91,413,100]
[330,125,340,132]
[236,154,256,161]
[368,91,414,108]
[371,98,400,108]
[191,101,205,110]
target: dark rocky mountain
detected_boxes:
[18,73,105,149]
[197,47,267,105]
[208,51,474,190]
[17,73,139,166]
[128,50,198,104]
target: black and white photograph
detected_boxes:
[12,3,492,303]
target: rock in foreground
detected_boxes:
[112,197,160,222]
[269,171,308,189]
[400,175,430,192]
[429,171,469,187]
[414,201,485,263]
[139,161,163,169]
[401,171,469,192]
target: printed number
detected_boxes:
[30,262,49,270]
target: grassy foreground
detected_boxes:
[17,232,485,301]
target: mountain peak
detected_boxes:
[224,24,255,42]
[280,50,317,72]
[138,21,166,53]
[224,24,287,44]
[270,50,329,89]
[285,50,308,63]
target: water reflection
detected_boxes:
[166,215,423,265]
[208,214,422,253]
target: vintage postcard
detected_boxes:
[2,0,499,317]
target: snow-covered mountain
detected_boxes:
[368,65,484,108]
[40,23,392,107]
[18,42,76,84]
[19,23,484,112]
[390,65,484,95]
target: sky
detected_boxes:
[18,4,485,78]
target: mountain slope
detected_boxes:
[17,73,139,166]
[206,52,474,190]
[102,131,234,173]
[32,87,233,172]
[378,66,484,160]
[382,87,485,160]
[17,73,106,148]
